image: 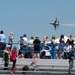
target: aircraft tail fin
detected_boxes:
[58,21,59,26]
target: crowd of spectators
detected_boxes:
[0,30,75,59]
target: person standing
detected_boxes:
[23,34,28,58]
[23,34,28,49]
[28,36,34,58]
[8,32,14,50]
[58,34,65,59]
[18,36,24,50]
[67,34,74,47]
[68,47,74,75]
[33,36,41,59]
[4,45,11,70]
[0,30,6,50]
[49,36,57,59]
[42,36,48,50]
[11,46,18,73]
[28,36,34,50]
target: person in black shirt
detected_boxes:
[33,36,41,59]
[67,34,74,47]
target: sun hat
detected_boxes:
[6,45,10,47]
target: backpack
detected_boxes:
[22,65,29,74]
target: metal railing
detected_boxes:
[0,43,75,59]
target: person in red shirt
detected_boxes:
[11,46,18,73]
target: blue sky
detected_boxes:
[0,0,75,42]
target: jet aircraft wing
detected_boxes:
[54,18,57,24]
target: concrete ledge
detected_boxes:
[0,58,75,74]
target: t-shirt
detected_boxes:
[11,50,17,60]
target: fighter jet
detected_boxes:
[50,18,59,30]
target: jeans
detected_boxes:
[68,60,74,75]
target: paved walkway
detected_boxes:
[0,58,75,75]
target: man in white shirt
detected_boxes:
[28,37,34,48]
[28,37,34,58]
[0,30,6,50]
[23,34,28,47]
[23,34,28,58]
